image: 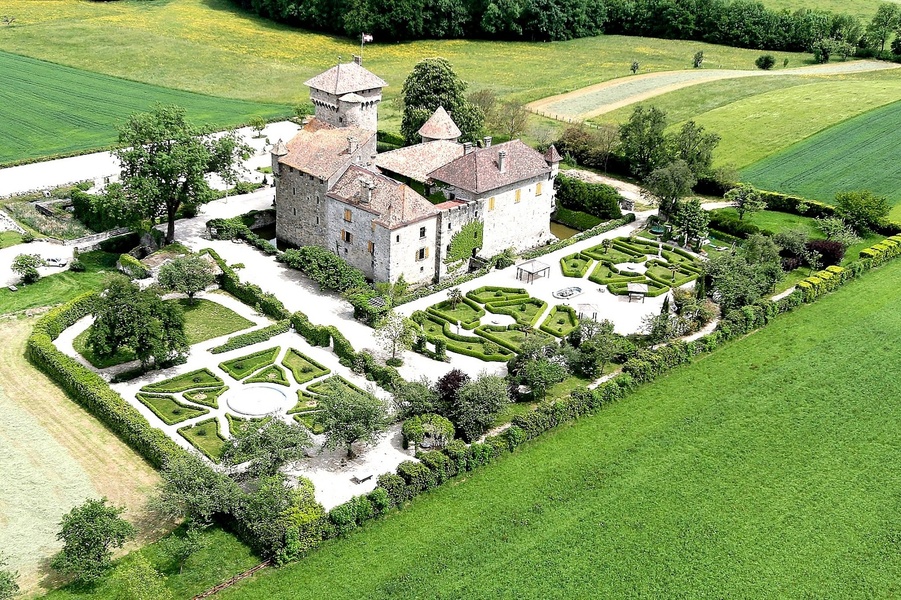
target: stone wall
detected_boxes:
[479,173,555,256]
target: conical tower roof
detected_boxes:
[417,106,462,141]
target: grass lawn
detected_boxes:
[178,419,226,462]
[183,386,228,409]
[220,347,280,380]
[0,250,117,316]
[560,252,593,278]
[142,369,223,394]
[178,298,255,344]
[742,100,901,219]
[216,256,901,599]
[0,51,291,165]
[245,363,291,386]
[690,75,901,168]
[428,299,484,327]
[711,207,884,267]
[136,393,208,426]
[0,231,22,249]
[539,306,579,337]
[72,299,254,368]
[466,287,529,304]
[43,525,259,600]
[282,349,330,385]
[0,0,813,151]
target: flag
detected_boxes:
[362,33,373,43]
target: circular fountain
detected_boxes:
[552,286,583,299]
[224,384,292,417]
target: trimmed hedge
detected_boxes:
[560,252,593,278]
[219,347,280,380]
[520,214,636,261]
[282,349,330,385]
[554,174,623,220]
[484,297,548,327]
[245,364,291,386]
[539,305,579,338]
[291,311,331,347]
[210,320,290,354]
[202,249,290,321]
[26,293,188,469]
[466,286,530,304]
[426,296,486,329]
[142,368,224,393]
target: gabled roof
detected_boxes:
[417,106,462,140]
[329,165,438,230]
[427,139,551,195]
[544,144,562,163]
[374,140,464,183]
[278,119,375,180]
[304,62,388,96]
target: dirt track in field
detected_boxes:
[0,318,164,595]
[527,60,901,122]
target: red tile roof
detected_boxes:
[329,166,438,230]
[427,140,551,195]
[304,62,388,96]
[278,119,375,180]
[374,140,464,183]
[417,106,462,140]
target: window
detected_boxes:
[316,196,320,205]
[419,226,426,238]
[292,207,296,216]
[292,187,296,195]
[396,234,400,242]
[342,230,352,243]
[344,209,352,222]
[515,189,521,203]
[309,174,314,181]
[316,216,320,225]
[536,182,543,196]
[488,196,495,211]
[417,247,429,261]
[448,222,452,230]
[371,221,376,232]
[368,241,374,254]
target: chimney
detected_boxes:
[359,178,373,204]
[348,136,358,154]
[463,142,472,154]
[353,55,362,66]
[483,136,492,148]
[498,149,507,173]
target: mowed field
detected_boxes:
[0,0,814,157]
[0,318,163,596]
[595,67,901,169]
[0,51,290,165]
[214,259,901,599]
[742,100,901,218]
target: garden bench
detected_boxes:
[351,474,373,484]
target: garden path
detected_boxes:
[528,60,901,121]
[0,121,299,198]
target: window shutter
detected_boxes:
[341,229,345,241]
[425,246,430,258]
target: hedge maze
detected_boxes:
[413,286,563,361]
[565,237,702,298]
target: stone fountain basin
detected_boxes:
[553,286,583,299]
[225,384,292,417]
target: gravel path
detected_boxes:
[528,60,901,121]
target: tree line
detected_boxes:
[230,0,900,53]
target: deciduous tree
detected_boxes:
[318,385,390,457]
[152,454,239,525]
[867,3,900,52]
[116,104,250,244]
[11,253,42,284]
[726,183,766,220]
[87,278,188,369]
[114,555,171,600]
[374,311,417,365]
[452,373,510,441]
[620,105,671,178]
[158,254,216,302]
[160,526,203,574]
[51,498,135,584]
[223,416,313,478]
[669,120,720,177]
[400,58,484,145]
[642,159,696,217]
[673,197,709,245]
[835,190,890,233]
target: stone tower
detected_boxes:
[304,57,387,131]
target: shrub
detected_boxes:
[26,294,187,469]
[555,174,623,220]
[117,253,150,279]
[281,246,367,293]
[755,54,775,69]
[210,320,289,354]
[708,211,761,238]
[375,473,409,507]
[805,239,845,267]
[12,253,42,283]
[21,231,34,243]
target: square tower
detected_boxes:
[304,57,387,131]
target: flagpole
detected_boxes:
[361,33,364,61]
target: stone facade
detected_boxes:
[273,60,560,286]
